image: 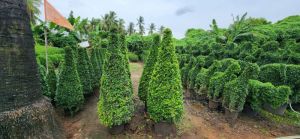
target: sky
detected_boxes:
[40,0,300,38]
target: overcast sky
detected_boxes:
[40,0,300,38]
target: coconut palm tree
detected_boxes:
[101,11,118,31]
[137,16,145,35]
[26,0,42,24]
[0,0,63,138]
[159,25,165,35]
[148,23,156,35]
[127,22,135,35]
[118,18,126,34]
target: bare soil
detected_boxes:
[57,62,300,139]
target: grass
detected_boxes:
[129,62,142,73]
[35,44,64,56]
[259,109,300,127]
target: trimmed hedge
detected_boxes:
[138,34,161,103]
[37,62,50,98]
[248,80,292,110]
[97,29,134,127]
[55,46,84,115]
[147,29,183,123]
[77,48,93,95]
[128,52,139,62]
[90,48,101,89]
[46,65,57,101]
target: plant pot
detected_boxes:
[109,124,125,135]
[263,103,288,116]
[208,99,220,110]
[292,103,300,111]
[154,121,175,136]
[224,107,239,126]
[242,104,258,117]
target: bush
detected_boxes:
[77,48,93,95]
[188,56,206,89]
[37,62,50,98]
[47,65,57,101]
[97,29,134,127]
[90,48,101,89]
[140,50,150,62]
[55,46,84,115]
[128,52,139,62]
[138,34,160,103]
[248,80,292,110]
[147,29,183,123]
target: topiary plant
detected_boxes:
[90,48,101,89]
[188,56,206,90]
[77,48,93,95]
[138,34,161,104]
[37,62,50,98]
[55,46,84,115]
[97,28,134,128]
[147,29,183,123]
[46,64,57,101]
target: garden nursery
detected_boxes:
[0,0,300,139]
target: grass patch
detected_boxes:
[259,109,300,127]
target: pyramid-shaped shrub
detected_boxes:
[77,48,93,95]
[138,34,161,104]
[90,48,101,89]
[147,29,184,123]
[97,28,134,127]
[55,46,84,115]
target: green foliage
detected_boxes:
[35,44,64,67]
[77,48,93,94]
[138,34,160,103]
[37,62,50,98]
[128,52,139,62]
[46,65,57,101]
[98,28,134,127]
[147,29,183,123]
[187,56,206,89]
[55,46,84,115]
[90,48,101,89]
[248,80,291,110]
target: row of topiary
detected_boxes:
[37,46,105,115]
[180,56,297,123]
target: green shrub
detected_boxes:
[77,48,93,94]
[37,62,50,98]
[97,29,134,127]
[140,50,150,62]
[194,68,209,90]
[147,29,183,123]
[188,56,206,89]
[138,34,160,103]
[90,48,101,89]
[128,52,139,62]
[248,80,291,110]
[46,65,57,101]
[222,63,260,112]
[182,56,196,87]
[55,46,84,115]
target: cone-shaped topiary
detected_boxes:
[97,28,134,128]
[77,48,93,95]
[147,29,184,123]
[120,34,133,92]
[138,34,161,104]
[55,46,84,115]
[90,48,101,89]
[47,64,57,101]
[37,62,50,98]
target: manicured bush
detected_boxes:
[46,65,57,101]
[77,48,93,95]
[90,48,101,89]
[208,62,241,101]
[97,29,134,128]
[222,63,260,112]
[194,68,209,91]
[147,29,183,123]
[182,56,196,87]
[55,46,84,115]
[248,80,292,110]
[138,34,160,103]
[128,52,139,62]
[37,62,50,98]
[188,56,206,89]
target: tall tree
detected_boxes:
[117,18,126,34]
[101,11,118,31]
[127,22,135,35]
[26,0,41,24]
[137,16,145,35]
[0,0,63,138]
[148,23,156,35]
[159,26,165,35]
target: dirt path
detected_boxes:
[58,62,299,139]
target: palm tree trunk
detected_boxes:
[0,0,64,138]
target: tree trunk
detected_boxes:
[0,0,64,138]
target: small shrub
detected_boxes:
[147,29,183,123]
[128,52,139,62]
[55,46,84,115]
[37,62,50,98]
[46,65,57,101]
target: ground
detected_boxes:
[57,62,300,139]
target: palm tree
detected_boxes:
[127,22,135,35]
[118,18,126,34]
[0,0,63,138]
[159,26,165,35]
[101,11,118,31]
[137,16,145,35]
[26,0,42,24]
[148,23,156,35]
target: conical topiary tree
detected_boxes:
[55,46,84,115]
[77,48,93,95]
[147,29,184,123]
[138,34,161,105]
[47,64,57,101]
[90,48,101,90]
[119,34,133,93]
[97,28,134,128]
